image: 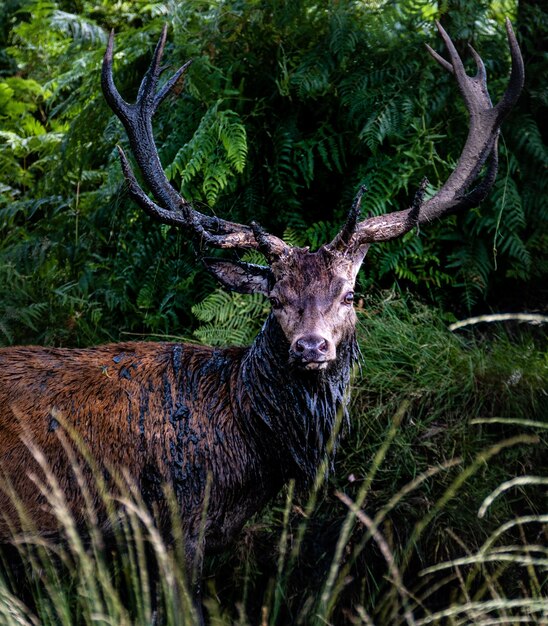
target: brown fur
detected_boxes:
[0,341,276,553]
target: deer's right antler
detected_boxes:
[101,25,288,258]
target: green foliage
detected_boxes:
[0,263,48,343]
[0,0,546,349]
[0,74,60,192]
[166,103,248,205]
[192,288,268,346]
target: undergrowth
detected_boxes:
[0,295,545,625]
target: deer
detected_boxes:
[0,19,523,621]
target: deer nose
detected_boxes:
[293,335,329,362]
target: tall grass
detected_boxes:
[0,294,545,625]
[0,428,200,626]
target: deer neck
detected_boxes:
[238,313,359,483]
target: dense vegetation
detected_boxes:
[0,0,546,624]
[1,0,546,345]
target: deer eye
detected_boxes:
[343,291,354,305]
[269,296,282,309]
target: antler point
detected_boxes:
[105,29,115,59]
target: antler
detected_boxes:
[104,21,523,262]
[101,25,288,257]
[328,18,524,253]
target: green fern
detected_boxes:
[192,289,269,347]
[49,9,108,45]
[166,102,247,205]
[218,109,248,172]
[0,264,50,344]
[360,99,402,150]
[328,11,361,59]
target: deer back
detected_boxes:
[0,342,270,542]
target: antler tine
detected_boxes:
[327,185,366,252]
[467,43,487,83]
[344,20,524,247]
[102,26,288,255]
[251,222,289,260]
[135,23,167,112]
[102,30,131,123]
[102,27,185,212]
[133,24,194,115]
[425,42,453,74]
[495,18,525,119]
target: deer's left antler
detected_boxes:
[328,18,524,254]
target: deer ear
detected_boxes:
[203,259,272,295]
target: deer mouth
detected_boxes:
[303,360,329,371]
[289,354,331,371]
[289,349,331,370]
[289,346,334,370]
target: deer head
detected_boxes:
[102,21,523,369]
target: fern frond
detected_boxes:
[192,289,268,346]
[166,103,248,205]
[218,110,248,172]
[328,11,361,59]
[50,10,107,45]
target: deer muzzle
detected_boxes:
[291,334,334,369]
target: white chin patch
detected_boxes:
[304,361,329,371]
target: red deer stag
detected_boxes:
[0,18,523,608]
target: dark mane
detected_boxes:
[238,314,360,483]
